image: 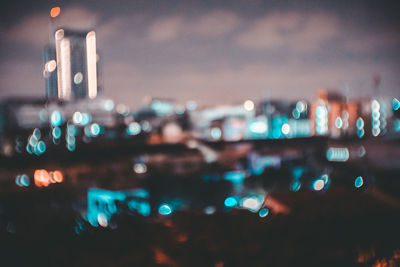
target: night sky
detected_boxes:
[0,0,399,108]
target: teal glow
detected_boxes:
[321,174,329,184]
[51,110,62,126]
[292,108,300,119]
[393,98,400,111]
[290,180,301,192]
[29,135,38,147]
[87,188,150,226]
[66,134,75,144]
[224,197,238,207]
[35,141,46,155]
[16,174,30,187]
[296,101,306,113]
[67,125,78,136]
[175,106,185,115]
[127,200,151,216]
[315,106,328,134]
[259,208,269,217]
[33,128,41,139]
[312,179,325,191]
[104,100,114,111]
[151,101,175,116]
[249,121,267,134]
[204,206,216,215]
[334,117,343,128]
[394,120,400,133]
[72,112,82,124]
[159,204,172,215]
[186,101,197,111]
[52,127,62,139]
[357,129,365,138]
[223,171,245,184]
[81,113,91,125]
[292,167,303,179]
[326,147,349,162]
[127,122,141,135]
[356,117,364,129]
[15,175,21,186]
[210,127,222,139]
[355,176,363,188]
[26,144,33,154]
[90,123,101,136]
[67,143,76,151]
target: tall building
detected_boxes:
[54,29,98,101]
[43,46,58,101]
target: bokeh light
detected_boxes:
[50,7,61,18]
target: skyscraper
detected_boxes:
[54,29,98,101]
[43,45,58,101]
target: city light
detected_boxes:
[45,60,57,72]
[334,117,343,129]
[354,176,363,188]
[55,29,72,100]
[258,208,269,217]
[90,123,101,136]
[224,197,238,207]
[243,100,255,111]
[50,7,61,18]
[241,196,262,212]
[393,98,400,111]
[51,110,62,126]
[315,105,328,135]
[290,180,301,192]
[281,123,290,135]
[312,179,325,191]
[204,206,216,215]
[127,122,141,135]
[86,31,97,99]
[73,112,83,124]
[34,169,64,187]
[326,147,349,162]
[52,127,62,139]
[158,204,172,215]
[15,174,30,187]
[223,171,245,184]
[249,120,267,134]
[210,127,222,139]
[186,101,197,111]
[133,163,147,174]
[35,140,46,155]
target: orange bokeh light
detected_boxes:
[34,169,64,187]
[34,169,50,187]
[52,170,64,183]
[50,7,61,18]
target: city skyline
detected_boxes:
[0,0,399,108]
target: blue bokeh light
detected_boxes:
[259,208,269,217]
[224,197,238,207]
[159,204,172,215]
[355,176,363,188]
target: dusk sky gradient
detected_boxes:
[0,0,399,108]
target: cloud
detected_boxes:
[0,60,43,97]
[192,10,239,36]
[7,14,48,48]
[5,5,99,47]
[236,12,339,51]
[147,10,240,43]
[148,16,184,42]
